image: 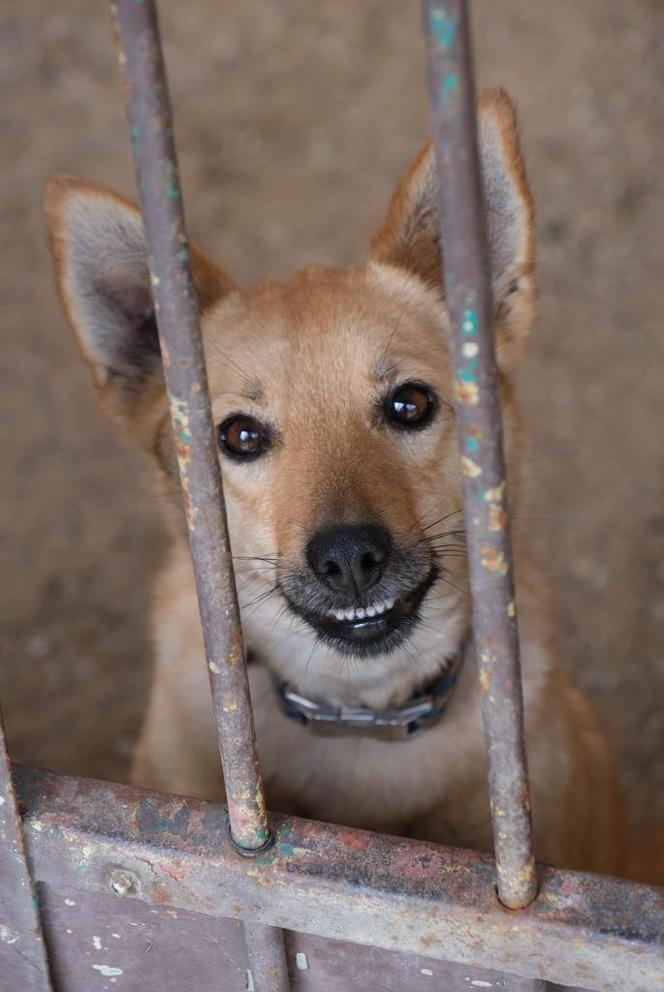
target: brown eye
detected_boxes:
[218,414,270,461]
[385,382,438,431]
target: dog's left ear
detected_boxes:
[371,88,536,367]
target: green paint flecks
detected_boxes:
[430,9,457,49]
[164,162,180,199]
[130,124,140,152]
[458,367,478,385]
[439,71,459,106]
[462,309,478,335]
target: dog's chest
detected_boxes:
[248,663,486,835]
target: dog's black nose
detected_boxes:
[306,524,391,595]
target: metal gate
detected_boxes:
[1,2,662,990]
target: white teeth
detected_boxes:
[327,598,398,622]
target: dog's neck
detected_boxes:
[274,635,467,740]
[245,585,470,711]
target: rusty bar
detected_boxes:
[0,714,53,990]
[109,0,270,854]
[244,921,291,991]
[422,0,537,909]
[15,768,664,992]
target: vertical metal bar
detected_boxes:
[506,979,547,992]
[422,0,538,910]
[0,710,53,990]
[244,922,291,992]
[111,3,290,986]
[110,0,271,857]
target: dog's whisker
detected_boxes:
[240,584,281,616]
[420,508,465,533]
[434,574,469,597]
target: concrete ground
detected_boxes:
[1,1,663,854]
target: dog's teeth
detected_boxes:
[329,600,397,623]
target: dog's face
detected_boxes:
[204,264,461,659]
[45,89,535,685]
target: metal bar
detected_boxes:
[244,922,291,991]
[422,0,537,909]
[15,768,664,992]
[0,715,53,990]
[109,0,270,855]
[110,6,289,985]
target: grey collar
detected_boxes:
[275,638,467,742]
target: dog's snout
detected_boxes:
[306,524,391,595]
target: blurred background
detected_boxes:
[1,1,663,847]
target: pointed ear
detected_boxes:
[370,88,536,367]
[44,177,234,434]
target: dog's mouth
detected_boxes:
[285,567,439,657]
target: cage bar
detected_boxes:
[422,0,538,910]
[15,767,664,992]
[0,713,53,990]
[110,1,289,987]
[110,0,269,856]
[243,922,291,992]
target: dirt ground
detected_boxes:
[1,0,663,851]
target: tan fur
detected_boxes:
[46,89,629,876]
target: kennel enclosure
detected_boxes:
[0,2,662,990]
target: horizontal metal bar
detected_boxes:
[0,716,53,990]
[15,767,663,992]
[422,0,537,909]
[110,0,270,855]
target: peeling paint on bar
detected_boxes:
[110,4,287,985]
[423,0,537,909]
[111,0,270,856]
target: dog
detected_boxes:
[45,88,627,875]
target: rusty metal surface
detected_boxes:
[423,0,537,910]
[0,715,53,990]
[27,881,564,992]
[109,0,270,855]
[15,767,664,992]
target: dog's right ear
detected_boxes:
[370,90,537,368]
[44,177,233,435]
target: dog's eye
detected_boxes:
[217,414,270,461]
[385,382,438,431]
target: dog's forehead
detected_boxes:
[203,265,451,405]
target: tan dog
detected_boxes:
[45,89,626,874]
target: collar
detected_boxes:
[274,638,467,742]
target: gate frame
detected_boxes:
[1,2,662,990]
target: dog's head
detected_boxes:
[45,89,535,688]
